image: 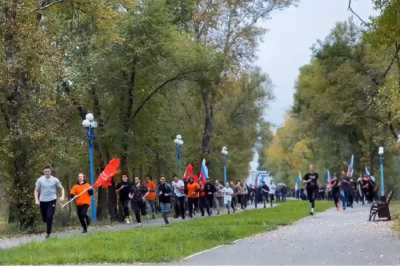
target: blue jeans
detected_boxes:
[341,190,350,209]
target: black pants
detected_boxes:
[199,196,211,216]
[174,196,185,219]
[188,198,198,217]
[121,199,130,219]
[131,200,144,223]
[306,187,317,209]
[332,189,340,208]
[40,200,56,235]
[77,204,90,231]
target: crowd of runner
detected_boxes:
[34,164,377,238]
[34,166,288,238]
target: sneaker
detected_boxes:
[45,234,50,239]
[82,229,87,234]
[310,211,314,216]
[125,218,131,224]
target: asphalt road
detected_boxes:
[181,205,400,265]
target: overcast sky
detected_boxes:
[256,0,378,128]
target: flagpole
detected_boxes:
[62,186,93,208]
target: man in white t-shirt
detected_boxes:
[34,166,65,238]
[172,175,186,219]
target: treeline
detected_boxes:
[0,0,295,229]
[263,1,400,196]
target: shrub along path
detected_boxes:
[0,201,331,264]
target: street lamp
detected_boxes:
[174,134,184,176]
[82,113,98,222]
[378,146,385,199]
[221,146,229,185]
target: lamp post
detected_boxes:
[82,113,98,222]
[221,146,229,185]
[378,146,385,199]
[174,134,184,176]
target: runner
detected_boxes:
[69,173,93,233]
[134,177,147,218]
[199,181,210,216]
[223,182,234,214]
[34,166,65,238]
[172,175,186,219]
[186,177,200,218]
[157,176,172,224]
[143,176,157,219]
[214,180,224,215]
[204,179,216,215]
[340,170,352,210]
[327,174,341,211]
[129,180,145,225]
[116,174,132,223]
[302,164,319,215]
[242,182,248,209]
[261,182,269,208]
[269,181,276,208]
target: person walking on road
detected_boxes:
[34,166,65,238]
[69,173,93,233]
[303,164,319,215]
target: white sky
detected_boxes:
[256,0,378,128]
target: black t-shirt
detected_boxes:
[116,181,132,201]
[261,184,269,195]
[340,176,352,191]
[204,182,216,196]
[158,183,172,203]
[303,172,319,189]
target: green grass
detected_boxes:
[391,201,400,234]
[0,201,331,265]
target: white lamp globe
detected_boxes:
[378,146,384,155]
[82,119,90,128]
[86,113,94,122]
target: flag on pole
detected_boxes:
[94,158,120,189]
[199,158,208,185]
[346,154,354,177]
[183,163,194,181]
[365,166,371,176]
[326,169,331,183]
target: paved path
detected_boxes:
[182,205,400,265]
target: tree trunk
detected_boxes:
[201,89,214,157]
[4,0,36,229]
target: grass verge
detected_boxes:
[391,201,400,234]
[0,200,331,265]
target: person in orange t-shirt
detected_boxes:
[187,177,200,218]
[70,173,93,233]
[143,176,157,219]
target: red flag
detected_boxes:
[94,158,120,189]
[193,174,199,184]
[183,163,194,181]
